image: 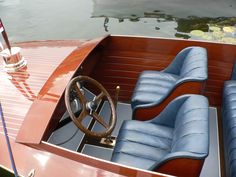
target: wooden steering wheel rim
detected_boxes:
[65,75,116,138]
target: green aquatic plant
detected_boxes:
[175,33,191,39]
[176,16,236,34]
[209,17,236,26]
[176,17,210,33]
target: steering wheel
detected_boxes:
[65,75,117,138]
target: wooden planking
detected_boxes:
[92,36,236,106]
[0,41,80,139]
[102,54,172,68]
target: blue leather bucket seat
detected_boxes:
[131,47,208,120]
[111,94,209,177]
[222,62,236,177]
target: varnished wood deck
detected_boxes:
[0,41,80,139]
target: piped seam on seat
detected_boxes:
[112,150,163,163]
[226,134,236,154]
[225,123,236,136]
[174,119,207,132]
[228,155,236,169]
[180,107,208,116]
[116,139,171,151]
[136,81,175,88]
[120,127,173,140]
[180,66,206,77]
[223,102,236,109]
[173,132,206,140]
[135,84,173,91]
[136,77,177,85]
[223,93,236,100]
[172,132,207,149]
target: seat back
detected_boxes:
[222,61,236,177]
[163,46,208,80]
[150,95,209,177]
[179,47,208,79]
[132,47,208,120]
[171,96,209,154]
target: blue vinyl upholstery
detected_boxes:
[111,94,209,175]
[131,46,208,111]
[222,79,236,177]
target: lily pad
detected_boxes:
[209,26,221,32]
[190,30,205,37]
[221,37,236,44]
[212,31,225,39]
[223,26,236,33]
[202,34,213,40]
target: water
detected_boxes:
[0,0,236,43]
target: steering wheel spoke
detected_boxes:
[75,82,87,105]
[76,107,88,122]
[92,112,109,129]
[94,92,105,104]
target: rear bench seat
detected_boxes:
[222,63,236,177]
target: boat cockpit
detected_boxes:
[46,43,209,177]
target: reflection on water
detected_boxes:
[92,0,236,18]
[0,0,235,43]
[93,0,236,43]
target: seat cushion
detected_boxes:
[111,120,173,170]
[131,70,179,109]
[222,80,236,177]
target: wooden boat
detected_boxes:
[0,34,236,177]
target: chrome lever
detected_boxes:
[114,86,120,109]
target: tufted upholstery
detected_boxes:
[112,94,209,176]
[222,80,236,177]
[131,46,208,112]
